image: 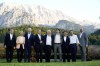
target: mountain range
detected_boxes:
[0,2,100,34]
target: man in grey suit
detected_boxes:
[78,28,88,61]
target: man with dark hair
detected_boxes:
[62,31,70,62]
[78,28,88,61]
[34,29,44,62]
[4,28,16,62]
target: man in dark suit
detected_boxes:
[34,29,44,62]
[4,28,16,62]
[62,31,70,62]
[24,27,34,62]
[43,30,54,62]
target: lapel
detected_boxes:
[38,34,42,40]
[9,34,10,40]
[63,36,65,42]
[80,32,84,39]
[45,35,47,42]
[29,34,32,39]
[37,34,39,40]
[66,36,68,42]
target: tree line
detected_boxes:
[0,25,99,45]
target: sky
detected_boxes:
[0,0,100,23]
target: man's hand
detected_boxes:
[4,45,6,48]
[77,43,80,46]
[86,45,88,48]
[40,41,43,43]
[13,47,16,49]
[31,46,33,49]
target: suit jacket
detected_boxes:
[43,35,54,46]
[4,33,16,47]
[62,36,70,46]
[77,32,88,46]
[24,33,34,48]
[34,34,44,45]
[16,36,25,49]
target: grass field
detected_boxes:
[0,59,100,66]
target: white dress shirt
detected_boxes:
[69,34,80,44]
[46,35,52,45]
[80,32,83,38]
[28,33,31,39]
[38,34,41,40]
[10,33,13,40]
[54,34,61,43]
[64,36,66,42]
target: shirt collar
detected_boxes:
[80,32,83,34]
[28,32,31,34]
[10,33,13,35]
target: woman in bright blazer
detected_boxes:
[16,31,25,62]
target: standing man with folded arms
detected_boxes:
[4,28,16,62]
[78,28,88,61]
[54,30,62,62]
[69,30,80,62]
[34,29,44,62]
[43,30,54,62]
[24,27,34,62]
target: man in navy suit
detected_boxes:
[4,28,16,62]
[62,31,70,62]
[43,30,54,62]
[24,27,34,62]
[34,29,44,62]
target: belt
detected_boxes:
[54,43,61,44]
[70,43,76,45]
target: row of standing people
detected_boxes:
[4,27,88,62]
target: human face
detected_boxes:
[47,30,51,36]
[28,28,32,33]
[56,30,60,34]
[64,32,68,36]
[80,29,83,33]
[70,31,74,36]
[10,29,14,34]
[38,30,41,34]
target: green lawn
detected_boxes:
[0,59,100,66]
